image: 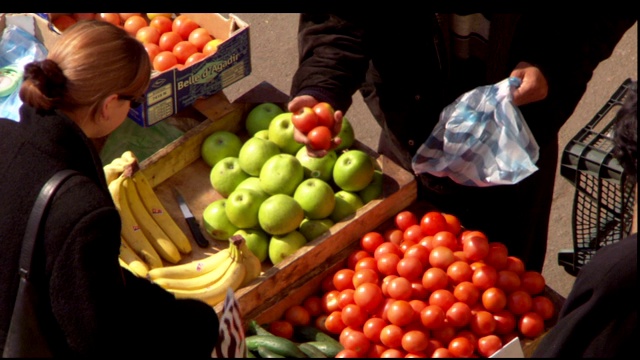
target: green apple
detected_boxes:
[330,190,364,223]
[245,102,284,136]
[296,147,337,183]
[293,178,336,220]
[236,176,268,198]
[299,218,334,242]
[254,129,270,140]
[238,136,280,176]
[268,230,307,266]
[335,116,355,152]
[201,130,243,167]
[332,149,375,192]
[209,156,250,198]
[268,112,304,155]
[258,194,305,235]
[234,228,269,262]
[202,199,239,241]
[358,169,383,203]
[225,188,268,229]
[259,153,304,196]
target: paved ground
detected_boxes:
[223,14,638,298]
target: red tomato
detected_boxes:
[429,289,456,312]
[448,336,475,358]
[386,300,415,327]
[352,268,379,287]
[152,50,178,72]
[308,125,333,150]
[496,270,522,294]
[325,310,346,334]
[420,211,448,236]
[341,304,368,328]
[446,260,473,285]
[347,249,370,269]
[396,257,423,281]
[419,235,434,251]
[507,290,533,315]
[520,271,546,295]
[338,289,355,309]
[504,256,526,275]
[399,240,416,254]
[379,324,404,349]
[284,305,311,326]
[123,15,148,36]
[482,287,507,312]
[431,324,457,345]
[432,230,458,251]
[97,13,121,26]
[387,276,412,301]
[355,256,378,272]
[363,317,387,342]
[302,295,324,317]
[353,282,383,313]
[322,272,337,292]
[453,281,481,307]
[172,15,200,40]
[403,224,424,243]
[381,275,398,298]
[445,302,472,327]
[149,14,173,34]
[376,252,401,276]
[410,281,429,300]
[291,107,319,134]
[360,231,385,254]
[158,31,182,52]
[268,320,294,339]
[375,240,402,259]
[395,210,418,231]
[380,348,406,358]
[402,329,429,353]
[420,305,446,330]
[333,269,355,291]
[484,242,509,270]
[313,102,336,128]
[492,309,517,334]
[71,13,95,21]
[469,310,497,336]
[518,311,545,338]
[422,267,448,292]
[367,344,388,358]
[342,329,371,357]
[335,349,359,358]
[442,213,462,236]
[143,42,161,64]
[463,235,490,262]
[173,40,198,64]
[429,246,455,269]
[453,250,468,262]
[136,26,161,44]
[383,228,404,245]
[404,243,430,268]
[431,347,454,358]
[322,290,341,313]
[477,335,503,357]
[531,296,555,320]
[184,52,206,67]
[188,27,212,51]
[472,264,498,290]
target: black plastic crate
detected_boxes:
[558,78,636,276]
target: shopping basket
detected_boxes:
[557,78,636,276]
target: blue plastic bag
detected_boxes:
[412,77,539,187]
[0,23,48,121]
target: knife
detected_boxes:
[172,188,210,248]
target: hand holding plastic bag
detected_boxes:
[412,77,539,187]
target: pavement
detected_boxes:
[223,14,638,298]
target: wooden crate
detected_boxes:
[133,82,418,320]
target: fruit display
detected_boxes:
[247,208,559,358]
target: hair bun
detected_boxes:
[23,59,67,99]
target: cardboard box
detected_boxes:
[7,13,251,128]
[0,13,60,49]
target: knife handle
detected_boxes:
[186,217,210,248]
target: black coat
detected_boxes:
[0,105,218,357]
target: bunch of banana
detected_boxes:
[104,151,136,185]
[118,236,149,277]
[149,235,260,307]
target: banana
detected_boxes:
[122,175,181,264]
[237,235,262,287]
[109,173,163,269]
[131,170,192,255]
[152,255,234,290]
[166,239,247,306]
[104,151,137,185]
[119,237,149,277]
[146,248,232,280]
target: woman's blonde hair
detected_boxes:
[19,20,151,119]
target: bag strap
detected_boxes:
[19,169,81,280]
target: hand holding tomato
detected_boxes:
[288,95,343,157]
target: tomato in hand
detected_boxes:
[292,107,319,134]
[308,126,333,150]
[313,102,336,128]
[420,211,448,236]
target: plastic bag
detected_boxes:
[412,77,539,187]
[0,24,48,121]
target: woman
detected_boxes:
[0,20,219,357]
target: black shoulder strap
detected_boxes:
[19,169,82,280]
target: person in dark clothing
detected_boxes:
[533,80,637,358]
[0,20,219,357]
[288,13,636,271]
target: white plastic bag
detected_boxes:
[412,77,539,187]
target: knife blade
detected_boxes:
[172,188,210,248]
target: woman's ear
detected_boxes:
[100,94,120,121]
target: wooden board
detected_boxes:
[133,82,418,320]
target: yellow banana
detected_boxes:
[152,255,234,291]
[238,237,262,287]
[109,173,163,269]
[122,175,181,264]
[104,151,137,185]
[146,248,232,280]
[131,170,192,255]
[119,237,149,278]
[166,240,246,306]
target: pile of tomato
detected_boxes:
[270,209,556,358]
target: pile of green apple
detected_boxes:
[199,102,383,266]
